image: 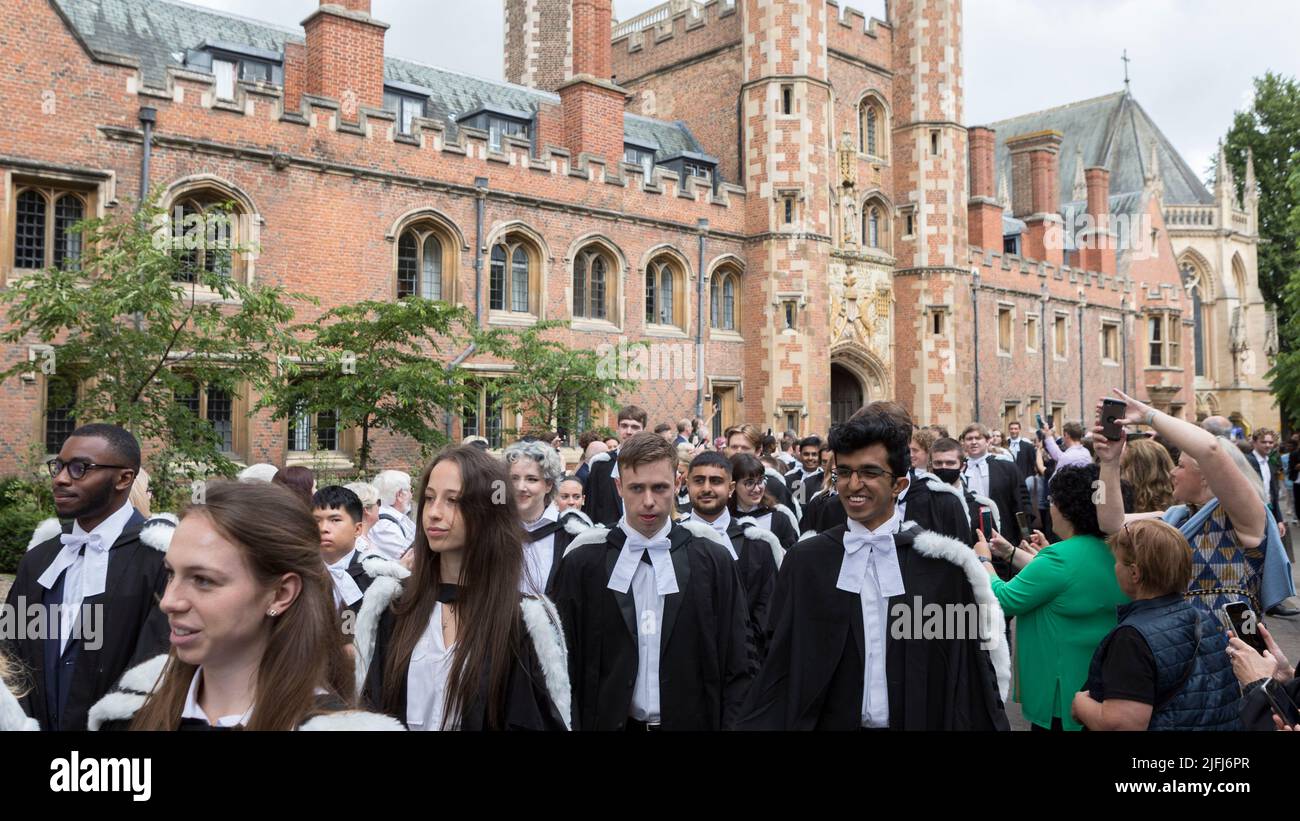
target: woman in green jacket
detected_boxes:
[975,463,1128,731]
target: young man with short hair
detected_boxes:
[963,423,1032,545]
[554,433,754,730]
[739,412,1010,730]
[312,485,373,627]
[785,435,826,503]
[4,424,170,730]
[583,405,649,527]
[1005,419,1036,480]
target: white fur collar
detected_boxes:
[26,518,63,551]
[119,653,170,694]
[87,653,169,731]
[519,596,572,730]
[775,503,800,535]
[139,513,179,553]
[298,711,405,731]
[561,509,593,533]
[353,573,406,693]
[0,680,39,731]
[967,491,1002,531]
[736,517,785,569]
[361,554,411,581]
[562,525,611,558]
[910,531,1011,701]
[587,451,612,465]
[678,518,736,559]
[797,528,819,542]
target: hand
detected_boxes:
[1257,623,1293,683]
[1071,690,1088,724]
[1028,530,1050,550]
[1227,634,1280,686]
[1090,425,1125,464]
[1018,539,1040,559]
[988,528,1015,560]
[973,530,996,569]
[1272,714,1300,731]
[1109,388,1154,427]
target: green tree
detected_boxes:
[1267,162,1300,426]
[0,193,313,493]
[258,297,470,473]
[472,321,639,437]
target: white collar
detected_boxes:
[326,548,357,573]
[690,507,731,534]
[966,454,989,467]
[181,668,254,728]
[839,510,905,598]
[70,499,136,550]
[1254,451,1268,462]
[523,502,560,532]
[610,517,676,595]
[846,509,903,538]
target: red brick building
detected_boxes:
[0,0,1276,476]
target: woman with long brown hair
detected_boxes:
[87,480,401,730]
[356,445,570,730]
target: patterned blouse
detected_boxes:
[1184,503,1266,614]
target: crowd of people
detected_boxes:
[2,390,1298,732]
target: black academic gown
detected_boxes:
[978,458,1031,545]
[765,474,799,520]
[582,452,622,527]
[734,504,799,551]
[338,550,377,628]
[723,517,780,662]
[1005,439,1037,481]
[361,589,567,731]
[801,489,839,533]
[900,473,975,546]
[551,523,754,731]
[738,522,1010,731]
[785,468,825,508]
[3,512,170,730]
[524,512,584,598]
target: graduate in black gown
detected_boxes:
[729,453,801,550]
[312,486,375,633]
[784,436,826,507]
[358,446,569,731]
[582,406,649,527]
[739,410,1011,731]
[680,451,783,662]
[89,480,399,731]
[553,433,754,731]
[2,424,169,730]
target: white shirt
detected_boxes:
[618,519,672,724]
[521,502,560,595]
[325,548,362,610]
[1255,452,1272,498]
[180,668,254,728]
[843,512,904,729]
[963,455,990,498]
[688,507,731,536]
[54,500,136,654]
[407,602,457,731]
[1007,438,1025,458]
[368,504,415,561]
[737,505,773,532]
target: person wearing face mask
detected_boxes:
[356,446,570,731]
[88,480,401,731]
[504,440,592,598]
[4,424,170,731]
[961,423,1031,547]
[929,437,1003,548]
[738,408,1011,730]
[553,433,754,731]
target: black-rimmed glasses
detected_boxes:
[47,459,131,480]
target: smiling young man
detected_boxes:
[582,405,649,527]
[739,410,1011,731]
[3,424,170,730]
[682,451,783,660]
[553,433,754,731]
[784,435,826,506]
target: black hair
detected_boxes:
[689,451,732,474]
[826,414,909,478]
[68,423,141,471]
[729,452,765,481]
[798,435,824,450]
[312,485,363,524]
[1046,464,1103,538]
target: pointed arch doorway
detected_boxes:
[831,364,864,427]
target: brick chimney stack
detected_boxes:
[967,126,1003,249]
[557,0,627,171]
[1078,166,1116,275]
[300,0,389,122]
[1006,130,1064,267]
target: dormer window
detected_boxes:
[458,106,533,153]
[187,43,283,102]
[384,87,428,135]
[624,143,657,180]
[658,152,719,191]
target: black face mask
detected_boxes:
[933,467,962,485]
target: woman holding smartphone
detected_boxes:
[356,445,569,731]
[87,480,401,731]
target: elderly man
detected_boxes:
[368,469,415,561]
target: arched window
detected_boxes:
[645,256,685,329]
[168,192,242,283]
[1180,262,1206,378]
[861,196,892,253]
[13,188,87,271]
[396,225,447,301]
[489,232,540,316]
[710,266,740,332]
[573,246,614,321]
[858,96,888,159]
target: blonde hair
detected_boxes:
[1,651,29,699]
[127,467,151,518]
[1120,439,1174,513]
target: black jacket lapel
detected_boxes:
[660,527,693,649]
[603,528,637,640]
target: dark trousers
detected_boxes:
[1030,717,1064,732]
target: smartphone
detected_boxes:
[1035,413,1045,430]
[1222,602,1267,654]
[1262,680,1300,727]
[1015,511,1029,534]
[1100,398,1127,441]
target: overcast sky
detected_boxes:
[184,0,1300,183]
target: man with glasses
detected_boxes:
[3,424,169,730]
[739,408,1010,730]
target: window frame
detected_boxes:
[645,256,687,333]
[488,233,542,324]
[1100,319,1121,365]
[396,223,452,302]
[996,304,1014,356]
[858,95,889,161]
[709,266,742,335]
[572,245,616,323]
[383,89,428,136]
[9,184,93,277]
[1052,312,1069,360]
[1025,312,1039,353]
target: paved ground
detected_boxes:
[5,545,1300,731]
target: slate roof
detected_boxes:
[983,91,1213,208]
[52,0,709,165]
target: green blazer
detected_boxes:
[990,534,1128,731]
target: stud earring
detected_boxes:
[268,609,278,617]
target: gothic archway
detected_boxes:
[829,343,890,427]
[831,364,864,427]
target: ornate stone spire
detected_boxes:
[1071,148,1087,202]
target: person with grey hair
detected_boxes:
[504,440,590,596]
[344,481,381,552]
[369,469,415,562]
[237,462,279,483]
[1201,415,1233,438]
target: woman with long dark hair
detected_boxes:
[87,480,400,730]
[356,445,569,730]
